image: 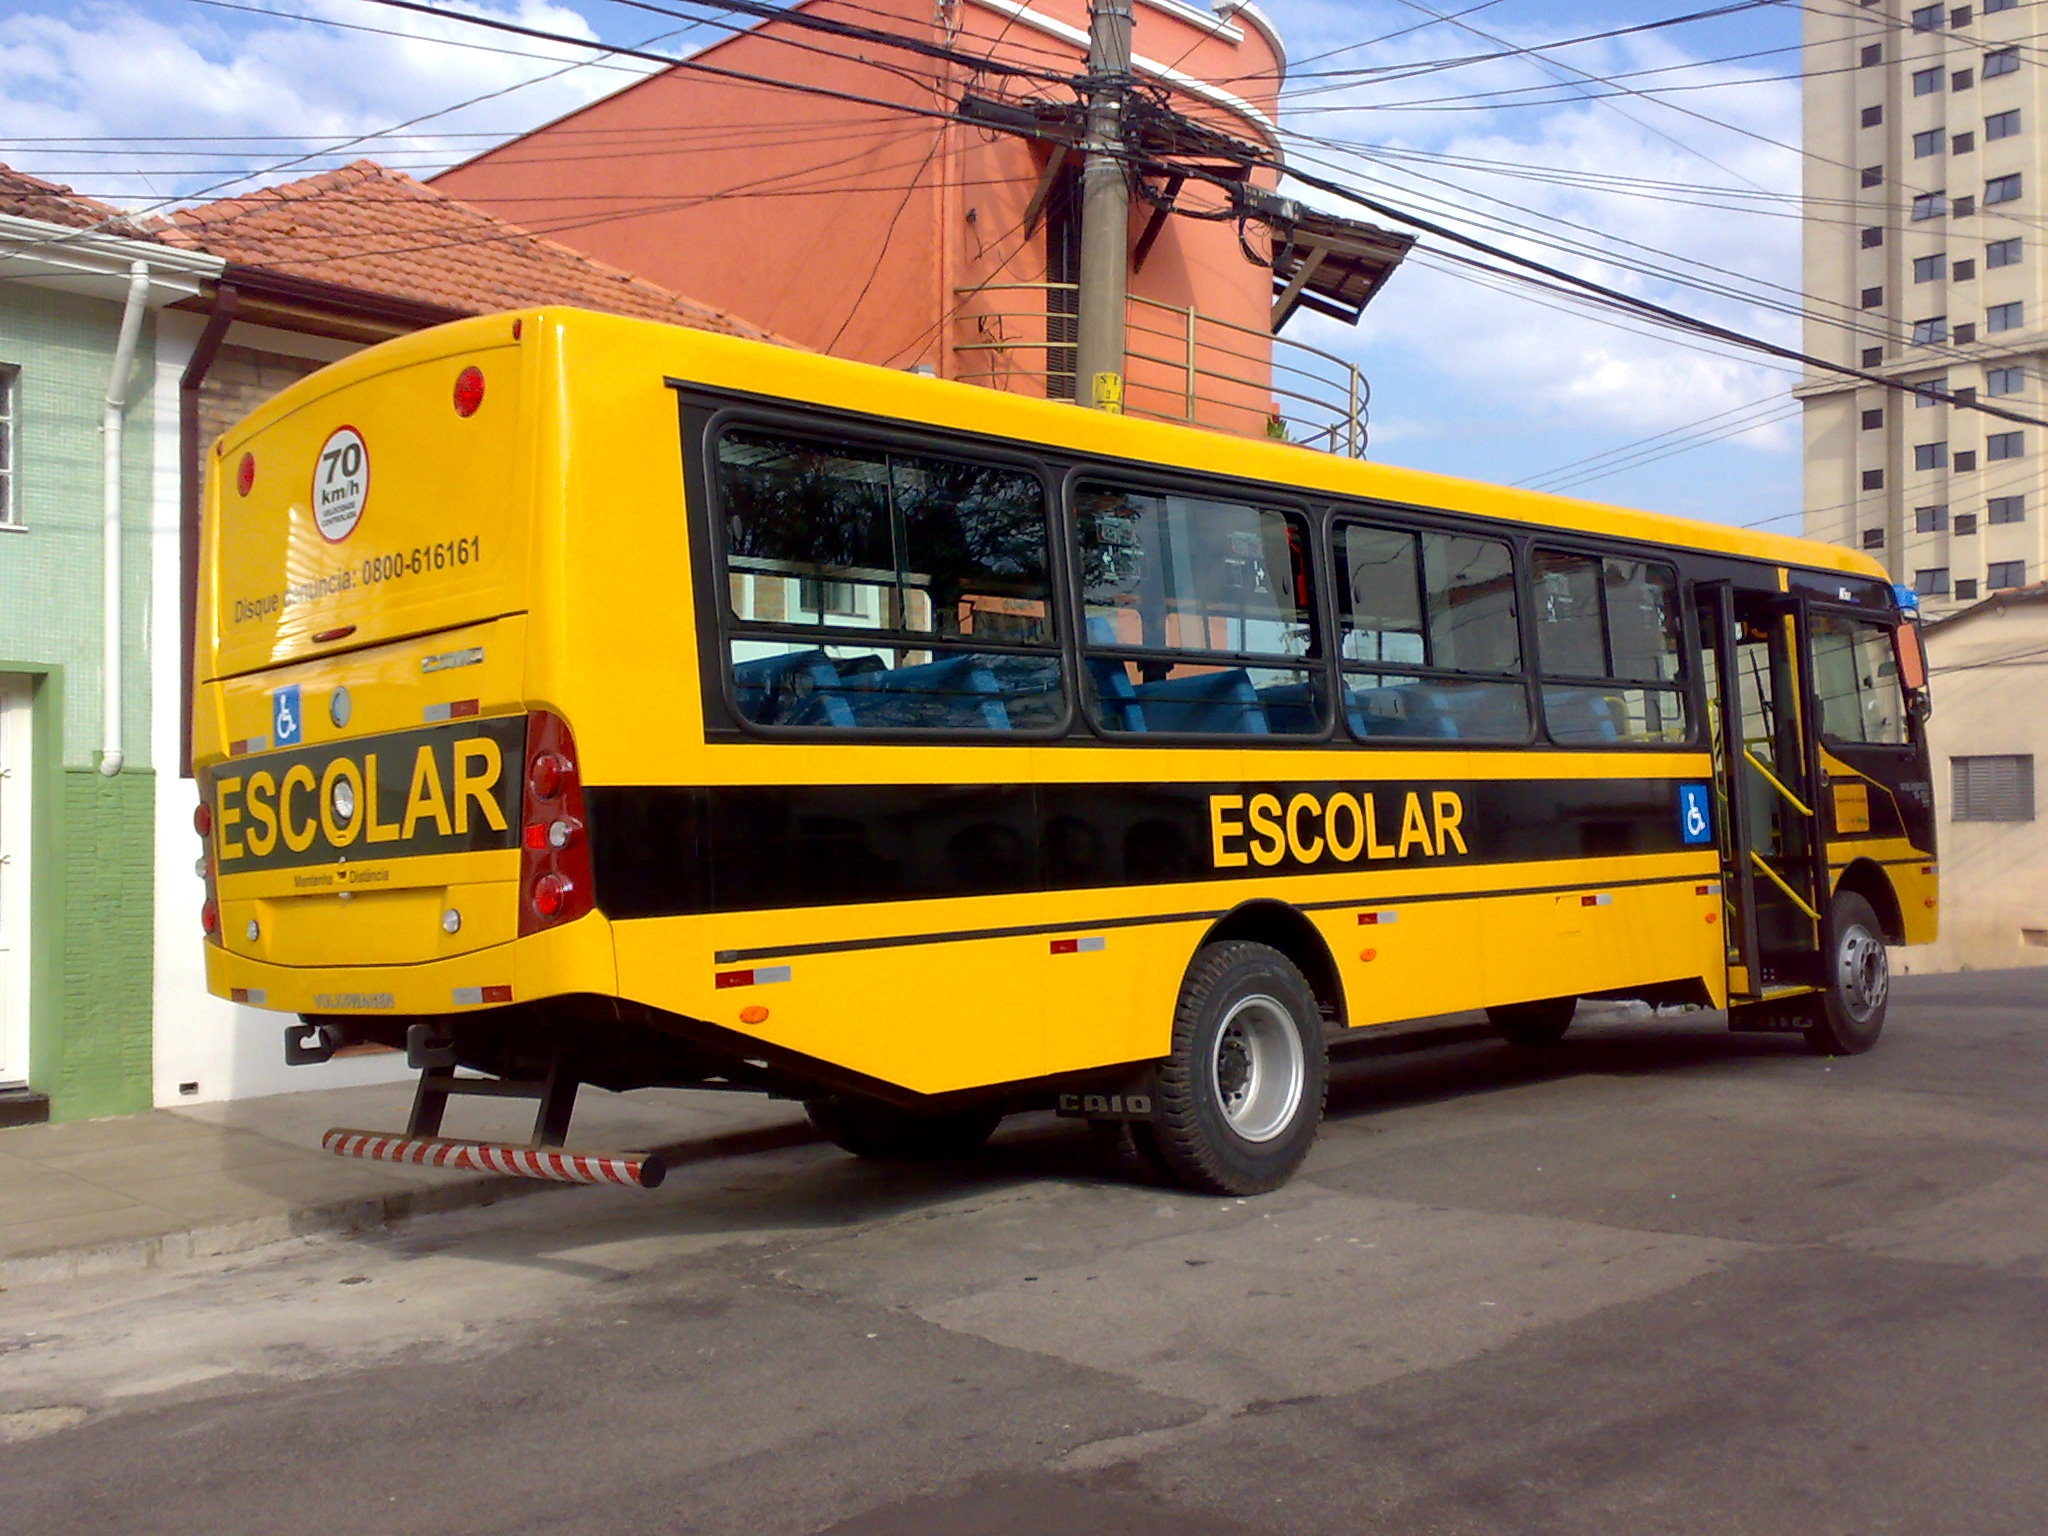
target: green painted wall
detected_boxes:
[1,285,161,1120]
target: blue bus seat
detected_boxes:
[1131,669,1270,735]
[1544,687,1623,743]
[1255,680,1324,736]
[1347,682,1459,739]
[733,648,849,726]
[836,654,1011,730]
[1083,616,1145,732]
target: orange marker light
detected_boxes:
[1358,948,1378,962]
[739,1005,770,1025]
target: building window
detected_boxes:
[1916,442,1950,469]
[1954,69,1975,91]
[1913,2,1946,25]
[1864,346,1886,367]
[1914,374,1948,404]
[1954,193,1978,216]
[1916,567,1952,595]
[1951,5,1974,24]
[1863,408,1886,429]
[1986,172,2023,203]
[1956,512,1981,533]
[1953,755,2034,820]
[0,364,15,529]
[1862,105,1885,129]
[1989,493,2027,522]
[1988,300,2024,330]
[1987,236,2022,266]
[1984,47,2020,78]
[1988,430,2025,459]
[1957,578,1980,599]
[1912,316,1949,343]
[1913,192,1947,219]
[1988,558,2028,588]
[1915,65,1945,95]
[1862,165,1885,188]
[1954,322,1978,342]
[1914,129,1946,157]
[1956,385,1979,404]
[1863,285,1885,308]
[1987,108,2021,139]
[1914,254,1947,282]
[1863,468,1887,489]
[1954,130,1977,154]
[1917,505,1950,531]
[1863,42,1884,65]
[1985,0,2016,11]
[1954,257,1977,280]
[1862,226,1885,248]
[1862,528,1887,549]
[1956,449,1980,471]
[1986,365,2024,393]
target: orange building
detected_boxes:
[433,0,1407,446]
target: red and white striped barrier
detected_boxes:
[322,1128,666,1189]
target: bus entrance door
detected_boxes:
[1700,585,1829,1003]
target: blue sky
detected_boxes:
[0,0,1810,529]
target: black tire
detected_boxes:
[1802,890,1890,1057]
[1487,996,1578,1048]
[804,1096,1003,1162]
[1147,941,1327,1196]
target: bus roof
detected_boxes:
[225,306,1878,586]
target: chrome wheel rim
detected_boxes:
[1838,922,1889,1022]
[1209,994,1304,1143]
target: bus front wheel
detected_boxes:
[1149,941,1327,1196]
[1487,996,1577,1048]
[804,1096,1003,1162]
[1803,891,1889,1057]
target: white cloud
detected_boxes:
[0,1,669,206]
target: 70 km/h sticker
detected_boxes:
[314,426,370,542]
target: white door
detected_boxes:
[0,676,29,1086]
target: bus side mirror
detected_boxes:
[1897,620,1928,693]
[1910,689,1933,724]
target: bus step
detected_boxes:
[322,1128,667,1189]
[1727,986,1820,1033]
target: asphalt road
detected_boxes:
[3,970,2045,1536]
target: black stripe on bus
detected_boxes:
[585,775,1706,921]
[712,872,1709,964]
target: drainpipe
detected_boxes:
[98,259,151,777]
[179,283,237,778]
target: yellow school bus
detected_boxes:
[193,308,1937,1195]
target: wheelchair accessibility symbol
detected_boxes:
[273,685,302,749]
[1678,783,1713,845]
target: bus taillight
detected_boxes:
[197,789,222,944]
[519,711,593,935]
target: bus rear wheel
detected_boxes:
[1802,891,1889,1057]
[805,1096,1003,1162]
[1487,996,1577,1048]
[1147,941,1327,1196]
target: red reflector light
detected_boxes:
[453,366,486,417]
[201,900,219,935]
[715,969,754,989]
[482,984,514,1004]
[1049,938,1079,955]
[529,753,569,801]
[531,873,572,919]
[237,453,255,496]
[523,824,548,851]
[313,625,357,644]
[194,802,213,838]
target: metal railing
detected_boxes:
[951,282,1369,456]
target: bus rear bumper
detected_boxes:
[203,913,619,1017]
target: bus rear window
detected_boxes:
[715,430,1059,732]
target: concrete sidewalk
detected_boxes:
[0,1080,813,1285]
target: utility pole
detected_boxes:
[1074,0,1134,413]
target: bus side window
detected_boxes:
[1336,521,1528,742]
[1075,484,1321,736]
[715,429,1061,732]
[1533,550,1690,745]
[1810,612,1909,745]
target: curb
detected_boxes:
[0,1118,819,1289]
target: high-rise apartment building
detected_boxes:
[1800,0,2043,613]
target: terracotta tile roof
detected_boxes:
[0,163,153,237]
[155,160,794,345]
